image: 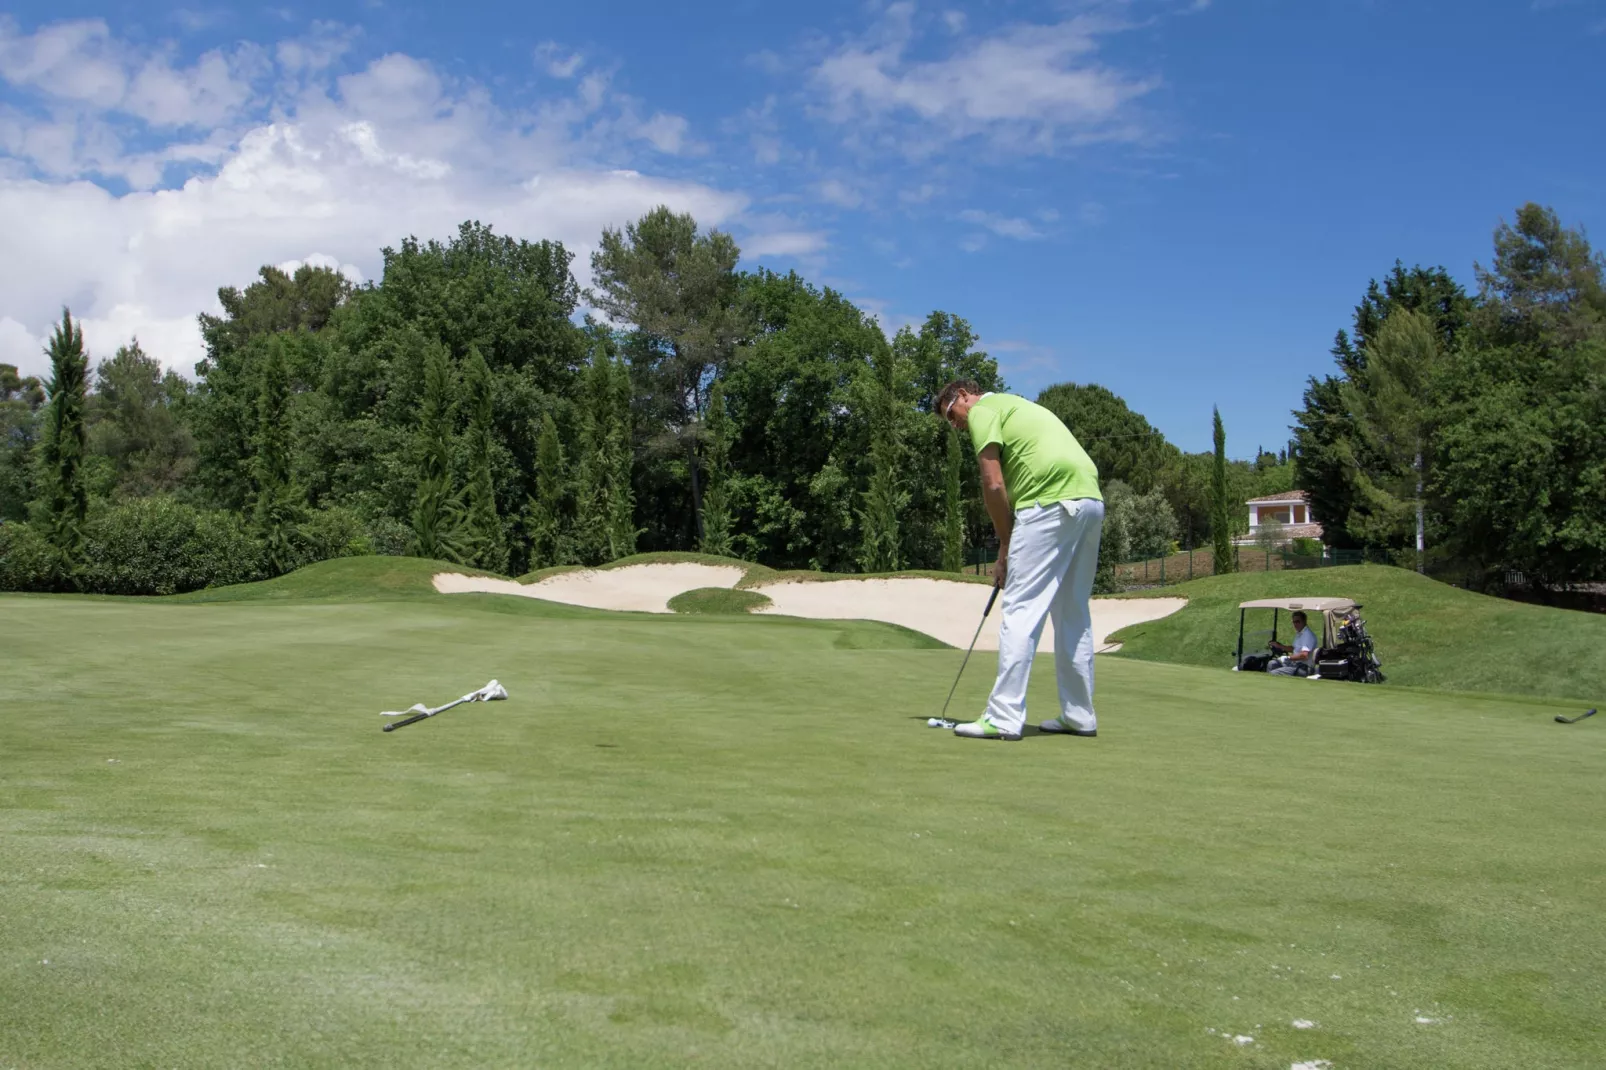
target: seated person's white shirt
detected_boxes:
[1290,626,1318,660]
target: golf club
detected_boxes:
[1554,707,1596,725]
[937,580,1001,723]
[382,679,508,732]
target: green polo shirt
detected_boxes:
[967,393,1102,509]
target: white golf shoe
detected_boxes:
[1038,715,1097,737]
[952,715,1021,741]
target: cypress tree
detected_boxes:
[40,309,89,586]
[412,342,465,564]
[1211,406,1235,575]
[941,425,964,572]
[699,381,733,557]
[605,352,638,560]
[252,339,303,575]
[527,411,566,569]
[460,347,506,573]
[858,343,905,573]
[574,348,639,564]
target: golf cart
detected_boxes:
[1232,597,1385,683]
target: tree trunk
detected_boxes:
[1414,446,1425,574]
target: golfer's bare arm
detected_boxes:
[977,445,1012,567]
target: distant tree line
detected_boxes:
[5,211,1022,593]
[11,202,1584,599]
[1295,203,1606,591]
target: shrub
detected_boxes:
[82,496,265,595]
[364,515,414,557]
[0,521,62,592]
[299,504,374,563]
[1290,537,1324,558]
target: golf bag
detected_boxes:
[1314,609,1385,684]
[1238,653,1275,673]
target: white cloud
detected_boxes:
[958,208,1044,240]
[817,178,862,208]
[0,21,743,380]
[0,17,265,130]
[810,6,1157,155]
[0,316,42,374]
[742,229,828,258]
[535,41,584,79]
[899,182,938,205]
[633,112,691,154]
[276,22,360,74]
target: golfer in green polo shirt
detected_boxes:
[936,380,1105,741]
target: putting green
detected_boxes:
[2,572,1602,1068]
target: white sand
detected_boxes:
[434,564,1186,650]
[434,563,745,614]
[754,578,1185,652]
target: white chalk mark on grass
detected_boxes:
[1291,1061,1333,1070]
[1232,1035,1254,1045]
[1415,1016,1441,1024]
[1292,1019,1317,1029]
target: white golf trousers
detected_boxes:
[985,498,1105,736]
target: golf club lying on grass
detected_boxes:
[1555,707,1596,725]
[382,680,507,732]
[936,580,1001,724]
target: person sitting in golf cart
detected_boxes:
[1267,611,1319,676]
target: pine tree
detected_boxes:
[460,348,506,573]
[699,381,734,557]
[412,342,465,564]
[39,309,89,586]
[252,339,303,575]
[858,343,906,573]
[527,411,566,569]
[1210,406,1235,575]
[941,425,964,572]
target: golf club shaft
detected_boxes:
[1555,707,1597,724]
[381,694,473,732]
[382,709,434,731]
[940,582,1001,720]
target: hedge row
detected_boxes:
[0,497,402,596]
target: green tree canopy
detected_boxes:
[1035,382,1177,494]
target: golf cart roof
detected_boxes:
[1237,597,1355,612]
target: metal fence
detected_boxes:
[1115,547,1396,587]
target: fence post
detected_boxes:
[1188,550,1193,580]
[1160,554,1165,583]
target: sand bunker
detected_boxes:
[433,564,1185,650]
[435,563,745,615]
[753,578,1184,652]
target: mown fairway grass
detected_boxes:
[3,560,1603,1068]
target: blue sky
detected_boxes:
[1,1,1602,455]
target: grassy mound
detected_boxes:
[668,586,774,614]
[168,555,503,604]
[1108,564,1606,703]
[2,591,1600,1066]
